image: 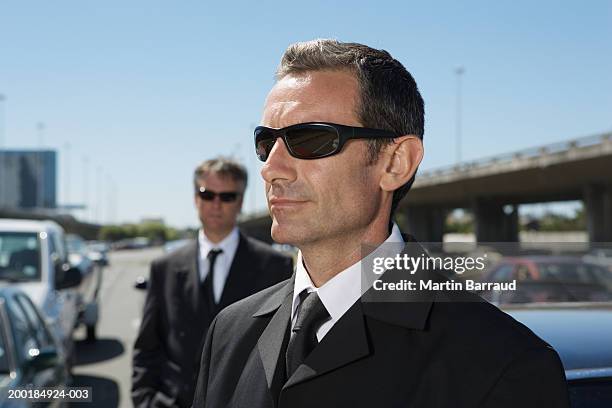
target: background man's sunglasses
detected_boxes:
[254,122,399,161]
[198,187,240,202]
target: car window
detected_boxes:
[14,294,54,349]
[492,264,515,281]
[54,232,67,262]
[538,262,595,284]
[5,295,40,362]
[0,232,41,282]
[66,234,86,254]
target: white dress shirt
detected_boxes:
[291,223,404,341]
[198,227,240,303]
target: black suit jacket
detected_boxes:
[193,243,570,408]
[132,231,293,408]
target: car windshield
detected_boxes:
[487,258,612,304]
[536,261,611,285]
[88,243,107,252]
[0,232,41,282]
[66,234,86,254]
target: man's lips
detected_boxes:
[269,197,307,208]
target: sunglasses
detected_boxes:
[198,187,240,202]
[254,122,399,162]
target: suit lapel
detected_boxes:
[172,241,201,311]
[283,238,436,390]
[218,232,251,308]
[283,299,370,389]
[254,278,294,393]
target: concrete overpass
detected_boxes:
[404,131,612,242]
[240,131,612,243]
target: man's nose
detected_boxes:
[261,138,297,184]
[209,195,223,208]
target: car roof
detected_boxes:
[501,255,598,264]
[0,218,63,233]
[504,302,612,372]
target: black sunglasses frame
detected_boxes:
[198,187,241,203]
[254,122,399,162]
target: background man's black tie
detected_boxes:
[285,291,330,379]
[203,249,223,310]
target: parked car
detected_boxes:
[163,238,190,254]
[505,302,612,407]
[112,237,150,251]
[0,285,68,407]
[483,256,612,304]
[0,219,101,365]
[65,234,101,341]
[583,248,612,273]
[85,241,110,266]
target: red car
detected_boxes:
[483,256,612,304]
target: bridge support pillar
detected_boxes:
[404,206,446,242]
[583,184,612,242]
[473,199,519,242]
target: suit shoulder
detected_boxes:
[150,241,196,271]
[432,299,550,353]
[220,278,291,317]
[214,278,291,330]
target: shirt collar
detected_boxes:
[292,223,404,322]
[198,227,240,258]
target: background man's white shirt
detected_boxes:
[198,227,240,302]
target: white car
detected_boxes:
[0,219,100,371]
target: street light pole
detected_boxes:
[455,66,465,165]
[64,142,71,211]
[0,94,5,149]
[82,156,89,221]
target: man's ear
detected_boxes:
[379,135,424,192]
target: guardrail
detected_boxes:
[418,131,612,179]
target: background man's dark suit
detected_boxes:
[132,231,293,408]
[193,261,569,408]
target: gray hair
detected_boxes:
[276,39,425,216]
[193,157,248,193]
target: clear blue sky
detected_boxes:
[1,0,610,228]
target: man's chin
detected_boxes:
[270,222,302,245]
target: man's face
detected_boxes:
[261,70,383,246]
[195,172,244,235]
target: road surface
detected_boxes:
[70,247,162,408]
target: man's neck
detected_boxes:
[202,227,234,245]
[299,221,390,287]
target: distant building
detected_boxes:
[0,150,57,209]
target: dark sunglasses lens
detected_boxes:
[285,127,340,159]
[219,193,238,202]
[256,137,277,162]
[199,190,215,201]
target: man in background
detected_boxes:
[132,157,293,408]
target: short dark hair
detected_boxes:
[276,39,425,217]
[193,157,248,193]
